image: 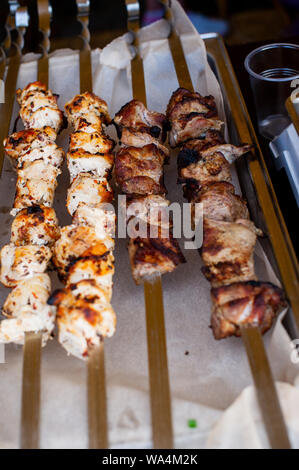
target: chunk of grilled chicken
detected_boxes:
[66,173,113,215]
[11,205,60,246]
[201,218,258,286]
[211,281,286,339]
[12,161,60,216]
[64,92,111,129]
[16,81,64,133]
[166,88,218,120]
[0,274,55,345]
[67,150,114,181]
[53,224,114,281]
[4,127,57,163]
[48,280,116,360]
[188,182,249,223]
[73,204,116,240]
[66,243,115,300]
[115,144,167,195]
[128,227,185,284]
[69,129,115,155]
[0,244,52,287]
[119,128,170,155]
[114,100,167,142]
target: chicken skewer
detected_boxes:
[0,80,65,448]
[48,92,116,448]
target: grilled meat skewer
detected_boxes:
[166,87,285,338]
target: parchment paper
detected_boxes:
[0,1,298,449]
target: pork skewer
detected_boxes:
[167,87,286,337]
[164,36,290,449]
[114,5,186,445]
[48,91,115,449]
[161,0,291,449]
[0,80,65,448]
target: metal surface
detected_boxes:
[20,332,42,449]
[162,8,292,448]
[126,0,174,449]
[286,96,299,136]
[76,0,92,92]
[87,343,108,449]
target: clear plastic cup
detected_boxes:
[244,43,299,139]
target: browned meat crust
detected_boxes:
[113,99,167,142]
[211,281,286,339]
[115,144,167,195]
[128,227,186,284]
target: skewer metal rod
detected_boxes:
[87,343,108,449]
[144,277,173,449]
[242,327,291,448]
[125,0,174,447]
[20,331,42,449]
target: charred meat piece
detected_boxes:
[67,150,114,181]
[191,182,249,222]
[73,204,116,240]
[12,161,60,216]
[66,173,113,215]
[211,281,286,339]
[64,92,111,129]
[53,224,114,281]
[0,274,55,345]
[114,100,167,142]
[0,244,52,287]
[4,127,57,162]
[115,144,167,196]
[11,205,60,246]
[49,280,116,360]
[169,115,223,147]
[16,81,64,133]
[69,129,115,155]
[201,218,258,286]
[128,227,185,284]
[166,88,218,121]
[179,150,232,186]
[119,127,170,155]
[66,243,115,299]
[166,88,223,147]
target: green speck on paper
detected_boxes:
[188,419,197,428]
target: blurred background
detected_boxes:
[0,0,299,52]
